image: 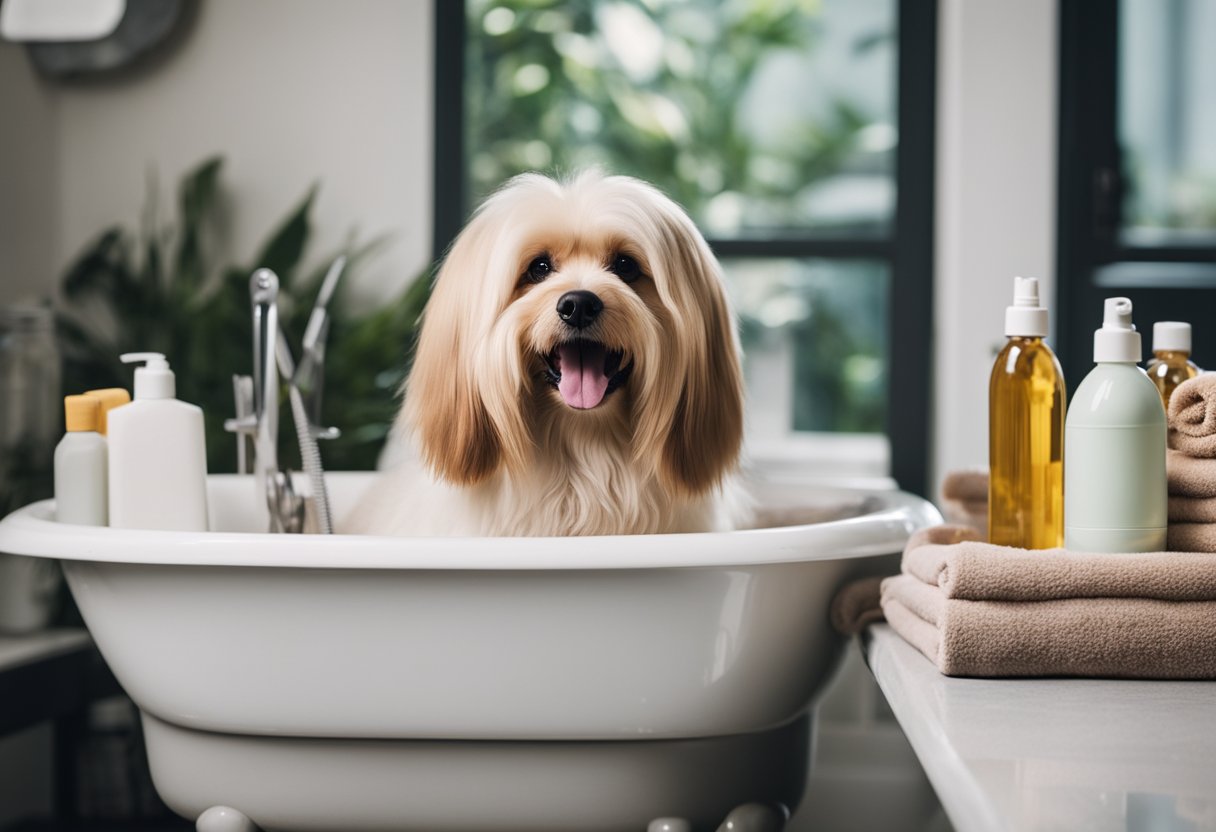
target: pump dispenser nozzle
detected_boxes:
[1004,276,1049,337]
[121,352,176,400]
[1093,297,1141,363]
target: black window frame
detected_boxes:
[1057,0,1216,388]
[433,0,937,497]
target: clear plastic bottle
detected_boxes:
[1145,321,1200,410]
[988,277,1066,549]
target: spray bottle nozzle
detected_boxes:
[1012,276,1040,308]
[1004,276,1049,337]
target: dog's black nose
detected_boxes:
[556,290,604,329]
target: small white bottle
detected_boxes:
[54,395,108,525]
[108,353,209,531]
[1064,298,1167,552]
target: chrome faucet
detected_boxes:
[225,260,345,534]
[225,269,302,533]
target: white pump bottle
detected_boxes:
[107,352,209,531]
[1063,298,1167,552]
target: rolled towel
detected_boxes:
[1169,495,1216,523]
[941,469,987,502]
[1167,450,1216,498]
[940,496,985,532]
[880,574,1216,679]
[939,470,988,539]
[1168,523,1216,553]
[1169,374,1216,458]
[901,524,1216,601]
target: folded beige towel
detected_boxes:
[1169,374,1216,458]
[1167,450,1216,498]
[880,573,1216,678]
[902,524,1216,600]
[828,575,885,636]
[1168,523,1216,553]
[1169,495,1216,523]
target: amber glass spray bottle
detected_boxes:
[1146,321,1200,410]
[988,277,1066,549]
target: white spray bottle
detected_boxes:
[108,352,209,531]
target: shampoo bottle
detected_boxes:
[1064,298,1166,552]
[54,396,108,526]
[108,353,209,531]
[988,276,1066,549]
[1145,322,1200,410]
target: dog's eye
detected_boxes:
[610,254,642,283]
[524,255,552,284]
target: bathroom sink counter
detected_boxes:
[863,623,1216,831]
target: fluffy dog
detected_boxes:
[346,171,746,536]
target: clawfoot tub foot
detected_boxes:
[649,819,693,832]
[197,805,259,832]
[716,802,789,832]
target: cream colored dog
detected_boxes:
[346,171,746,536]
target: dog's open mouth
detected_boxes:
[542,341,633,410]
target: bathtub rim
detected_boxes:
[0,499,939,573]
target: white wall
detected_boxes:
[932,0,1059,492]
[1,0,433,307]
[0,37,58,304]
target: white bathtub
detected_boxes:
[0,472,939,832]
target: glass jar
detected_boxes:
[0,304,61,514]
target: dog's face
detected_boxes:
[405,171,744,496]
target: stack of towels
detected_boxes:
[832,524,1216,678]
[1168,374,1216,552]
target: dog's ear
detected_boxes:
[640,210,745,496]
[404,226,503,486]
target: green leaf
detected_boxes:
[61,229,129,300]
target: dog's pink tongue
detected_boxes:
[557,342,609,409]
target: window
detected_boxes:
[1058,0,1216,387]
[434,0,935,494]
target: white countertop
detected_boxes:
[864,623,1216,832]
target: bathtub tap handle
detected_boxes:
[225,374,256,475]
